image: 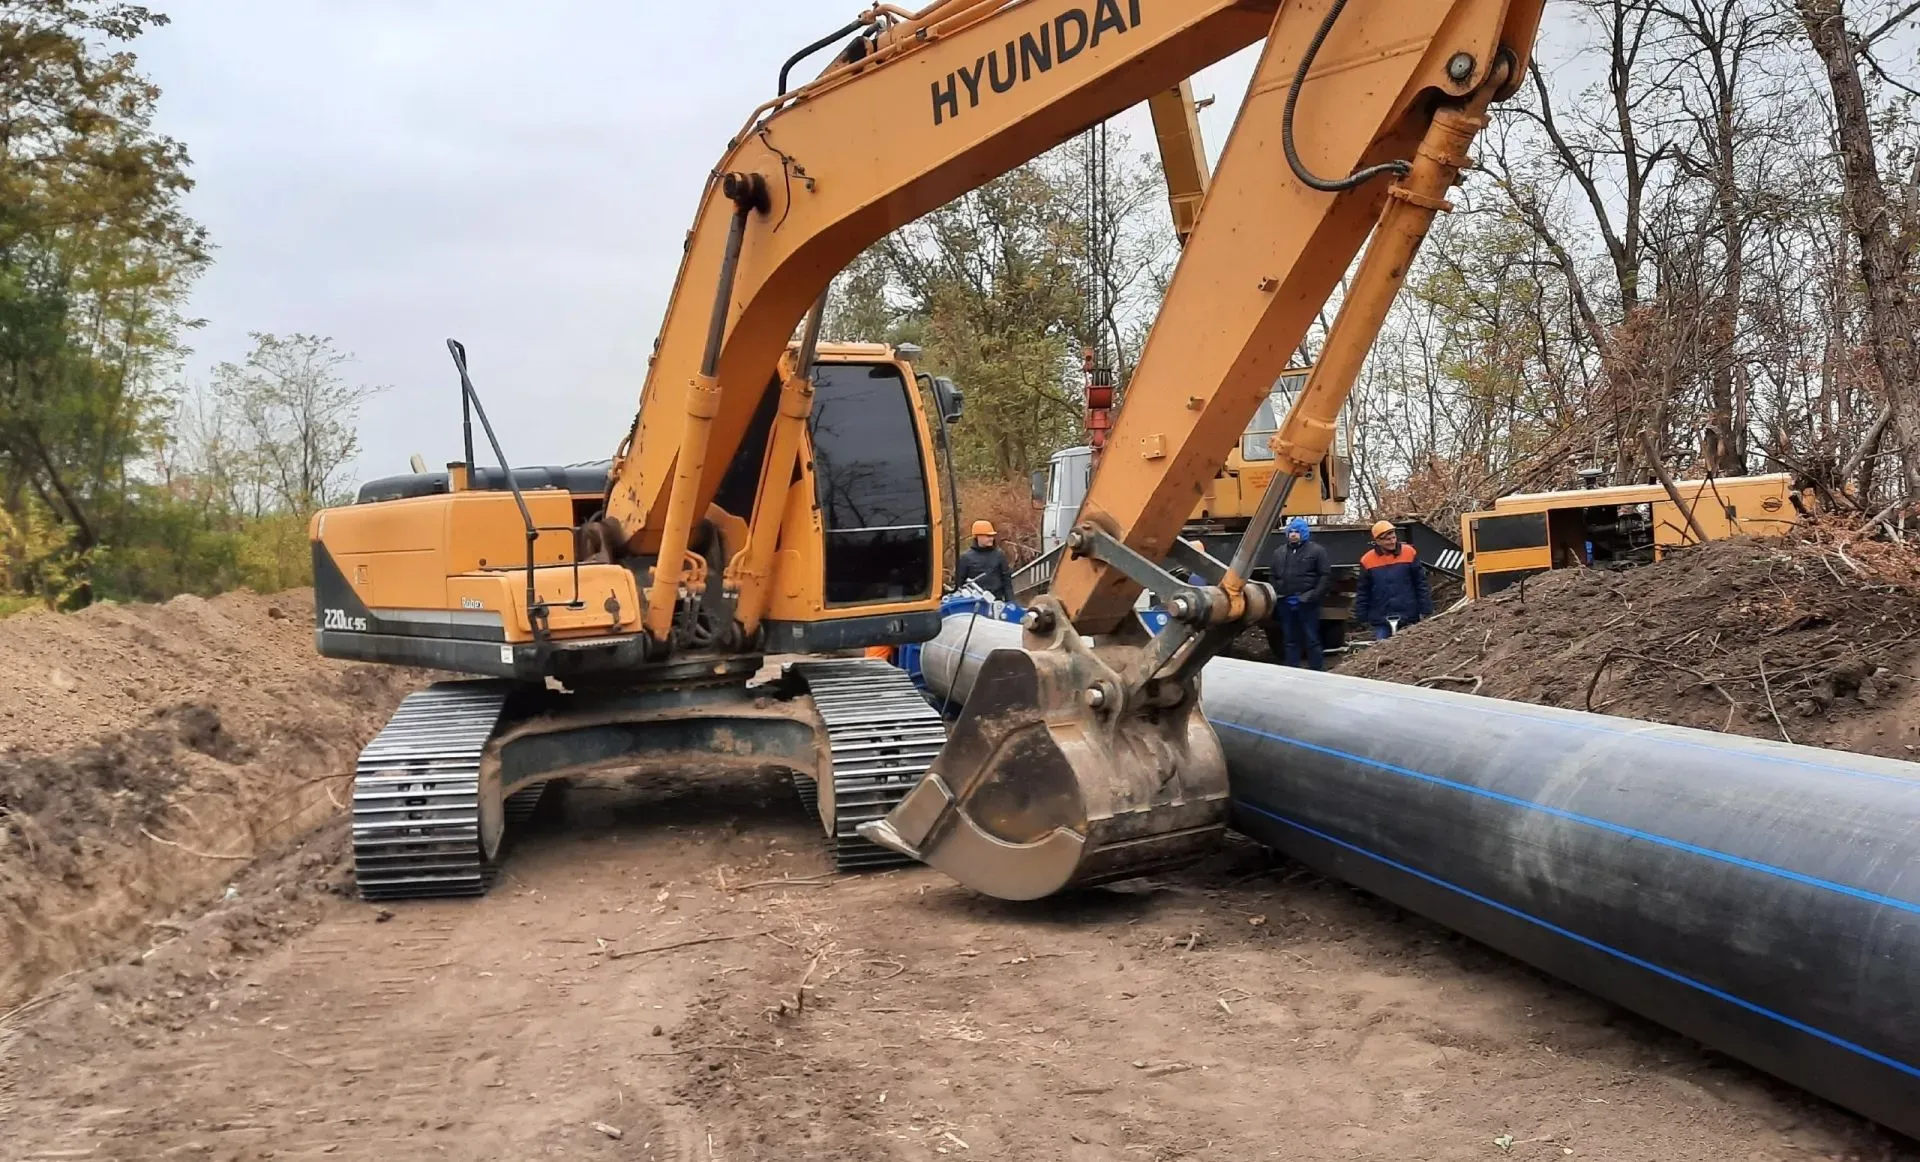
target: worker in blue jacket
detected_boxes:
[1268,517,1330,670]
[1353,520,1432,640]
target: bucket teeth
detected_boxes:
[791,660,947,871]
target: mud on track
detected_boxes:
[3,766,1911,1161]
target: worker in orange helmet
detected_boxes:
[1352,520,1431,641]
[952,519,1013,601]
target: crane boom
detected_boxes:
[1146,80,1209,245]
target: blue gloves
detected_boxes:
[1285,595,1301,608]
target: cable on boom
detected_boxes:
[1282,0,1414,192]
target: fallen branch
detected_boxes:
[1416,674,1483,695]
[1758,656,1793,745]
[0,990,61,1028]
[1639,431,1711,545]
[607,929,772,961]
[775,954,824,1020]
[730,877,835,891]
[1586,648,1738,716]
[0,969,84,1028]
[1852,497,1911,541]
[138,826,253,861]
[630,1043,784,1057]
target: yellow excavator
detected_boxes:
[312,0,1543,901]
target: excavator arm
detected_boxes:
[856,0,1545,897]
[597,0,1544,899]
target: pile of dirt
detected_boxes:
[1340,525,1920,759]
[0,590,424,1012]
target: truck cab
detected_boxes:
[1035,369,1349,555]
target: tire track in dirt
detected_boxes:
[3,764,1913,1158]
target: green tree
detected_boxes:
[0,1,207,605]
[872,163,1088,479]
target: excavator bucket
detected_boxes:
[858,618,1229,900]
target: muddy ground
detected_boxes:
[1,544,1917,1160]
[5,772,1910,1162]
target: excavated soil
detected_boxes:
[0,589,423,1013]
[0,559,1916,1159]
[1339,527,1920,760]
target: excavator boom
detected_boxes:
[603,1,1284,639]
[1145,80,1210,246]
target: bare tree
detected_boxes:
[210,333,384,513]
[1792,0,1920,498]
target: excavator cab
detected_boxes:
[312,340,947,680]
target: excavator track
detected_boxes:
[351,680,516,901]
[791,659,947,871]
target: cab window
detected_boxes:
[810,363,934,605]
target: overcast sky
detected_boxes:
[135,2,1278,485]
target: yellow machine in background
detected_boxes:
[1461,472,1803,598]
[1190,368,1350,526]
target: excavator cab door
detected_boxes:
[808,361,936,606]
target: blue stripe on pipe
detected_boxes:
[1255,674,1920,791]
[1213,718,1920,916]
[1235,800,1920,1082]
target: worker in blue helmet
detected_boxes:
[1268,516,1330,670]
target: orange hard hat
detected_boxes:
[1370,520,1396,538]
[971,520,996,537]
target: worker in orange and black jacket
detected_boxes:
[1352,520,1431,641]
[953,519,1014,602]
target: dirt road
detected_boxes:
[3,767,1908,1162]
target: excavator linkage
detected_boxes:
[860,605,1229,899]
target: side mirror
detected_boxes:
[932,376,964,425]
[1031,468,1048,504]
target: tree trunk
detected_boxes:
[1707,76,1747,476]
[1795,0,1920,498]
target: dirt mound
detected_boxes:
[1341,526,1920,759]
[0,589,423,1011]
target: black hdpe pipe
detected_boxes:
[919,615,1920,1141]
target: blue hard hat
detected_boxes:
[1286,517,1310,538]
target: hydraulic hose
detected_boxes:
[778,18,871,96]
[1282,0,1413,192]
